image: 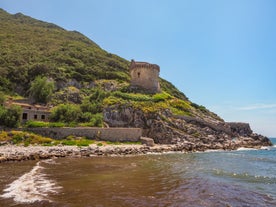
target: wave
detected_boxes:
[0,160,61,204]
[236,147,257,151]
[213,169,276,184]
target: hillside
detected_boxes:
[0,9,271,149]
[0,8,129,92]
[0,9,214,117]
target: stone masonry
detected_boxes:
[129,59,160,93]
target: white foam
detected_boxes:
[204,149,225,153]
[1,160,61,204]
[261,146,270,150]
[236,147,257,151]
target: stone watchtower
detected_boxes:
[129,60,160,93]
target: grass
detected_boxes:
[0,130,53,146]
[0,130,142,147]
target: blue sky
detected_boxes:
[1,0,276,137]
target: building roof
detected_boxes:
[5,100,50,112]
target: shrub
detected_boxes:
[48,122,66,127]
[79,112,94,122]
[191,102,210,113]
[0,131,11,142]
[152,92,172,102]
[61,140,76,146]
[11,131,24,144]
[89,89,108,102]
[80,99,102,114]
[160,78,188,100]
[76,139,92,146]
[113,91,152,101]
[89,113,103,127]
[169,99,191,111]
[61,137,93,146]
[50,103,82,123]
[132,101,169,113]
[25,120,49,128]
[103,96,125,106]
[0,105,22,128]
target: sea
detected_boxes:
[0,139,275,207]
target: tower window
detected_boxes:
[137,72,140,78]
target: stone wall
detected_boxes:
[26,127,142,142]
[22,109,50,122]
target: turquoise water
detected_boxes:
[0,139,275,206]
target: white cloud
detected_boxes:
[237,103,276,111]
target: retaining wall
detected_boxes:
[26,127,142,142]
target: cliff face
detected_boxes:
[104,105,272,150]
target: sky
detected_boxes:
[1,0,276,137]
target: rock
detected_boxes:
[140,137,155,147]
[103,104,272,148]
[228,122,252,136]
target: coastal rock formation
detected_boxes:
[104,105,272,150]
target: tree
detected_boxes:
[29,76,54,103]
[50,103,81,123]
[0,105,22,128]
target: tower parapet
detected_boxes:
[130,60,160,72]
[129,59,160,93]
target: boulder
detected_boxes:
[140,137,155,147]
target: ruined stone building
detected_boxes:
[5,98,50,122]
[129,60,160,93]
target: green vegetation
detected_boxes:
[0,92,6,105]
[0,130,53,146]
[80,113,103,127]
[0,130,141,147]
[0,105,22,127]
[29,76,54,103]
[49,104,103,127]
[159,78,188,100]
[25,120,49,128]
[50,103,82,123]
[0,9,129,94]
[60,136,94,147]
[0,9,223,130]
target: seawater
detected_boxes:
[0,139,275,207]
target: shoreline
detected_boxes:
[0,142,272,163]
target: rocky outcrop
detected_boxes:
[104,105,272,150]
[140,137,155,147]
[228,122,252,136]
[51,86,83,104]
